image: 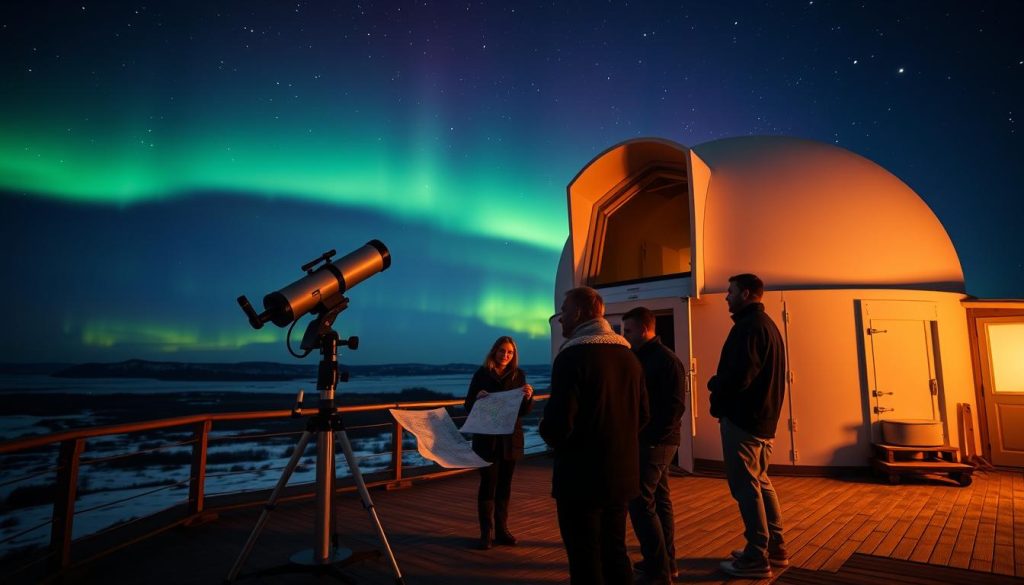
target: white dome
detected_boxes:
[559,135,965,299]
[690,136,964,294]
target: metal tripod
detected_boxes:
[226,306,404,584]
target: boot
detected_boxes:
[494,499,517,546]
[477,500,494,550]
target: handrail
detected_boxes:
[0,398,485,454]
[0,392,550,575]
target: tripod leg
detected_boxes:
[335,429,405,584]
[226,430,314,583]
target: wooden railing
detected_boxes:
[0,394,549,575]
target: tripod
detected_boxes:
[226,302,404,584]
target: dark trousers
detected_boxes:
[556,499,631,585]
[628,443,677,579]
[478,458,516,501]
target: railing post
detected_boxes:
[51,438,84,569]
[188,419,212,517]
[391,419,403,483]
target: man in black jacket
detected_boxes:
[540,286,648,585]
[622,307,686,584]
[708,273,788,579]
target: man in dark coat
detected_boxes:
[540,286,648,585]
[708,273,788,579]
[622,306,687,584]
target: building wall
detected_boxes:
[689,288,978,467]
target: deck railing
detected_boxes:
[0,394,550,577]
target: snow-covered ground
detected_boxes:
[0,421,546,559]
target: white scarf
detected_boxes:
[559,318,631,353]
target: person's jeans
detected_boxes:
[720,417,785,560]
[556,499,631,585]
[627,443,677,578]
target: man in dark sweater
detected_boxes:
[540,286,648,585]
[708,273,788,579]
[622,306,686,585]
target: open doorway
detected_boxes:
[585,167,691,288]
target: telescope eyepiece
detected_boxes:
[237,295,266,329]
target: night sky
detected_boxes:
[1,1,1021,365]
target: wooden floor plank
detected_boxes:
[950,472,992,569]
[819,515,871,573]
[973,472,1003,572]
[855,483,920,556]
[7,459,1024,585]
[874,486,931,557]
[892,486,945,560]
[908,487,955,563]
[928,479,976,566]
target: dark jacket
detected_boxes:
[464,366,533,461]
[635,336,687,447]
[708,302,786,439]
[540,344,648,505]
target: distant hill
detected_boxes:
[47,359,549,381]
[0,363,73,375]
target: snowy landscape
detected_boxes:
[0,365,550,560]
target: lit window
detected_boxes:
[988,322,1024,393]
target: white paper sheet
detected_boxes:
[459,388,525,435]
[389,407,490,469]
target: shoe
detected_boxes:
[494,529,517,546]
[731,547,790,567]
[478,535,492,550]
[494,499,517,545]
[719,556,771,579]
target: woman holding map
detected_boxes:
[464,335,535,550]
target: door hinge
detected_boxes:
[782,310,791,324]
[929,379,938,396]
[790,449,799,462]
[788,419,798,432]
[787,371,795,385]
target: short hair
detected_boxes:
[728,273,765,299]
[564,286,604,320]
[622,306,655,333]
[483,336,519,372]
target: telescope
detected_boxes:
[237,239,391,329]
[228,239,404,584]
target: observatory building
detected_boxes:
[551,136,1024,471]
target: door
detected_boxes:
[866,318,939,422]
[606,297,695,472]
[976,317,1024,466]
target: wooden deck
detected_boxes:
[48,457,1024,584]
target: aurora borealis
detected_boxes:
[1,2,1022,364]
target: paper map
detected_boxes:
[389,407,490,469]
[459,388,525,435]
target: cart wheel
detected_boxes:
[951,472,972,487]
